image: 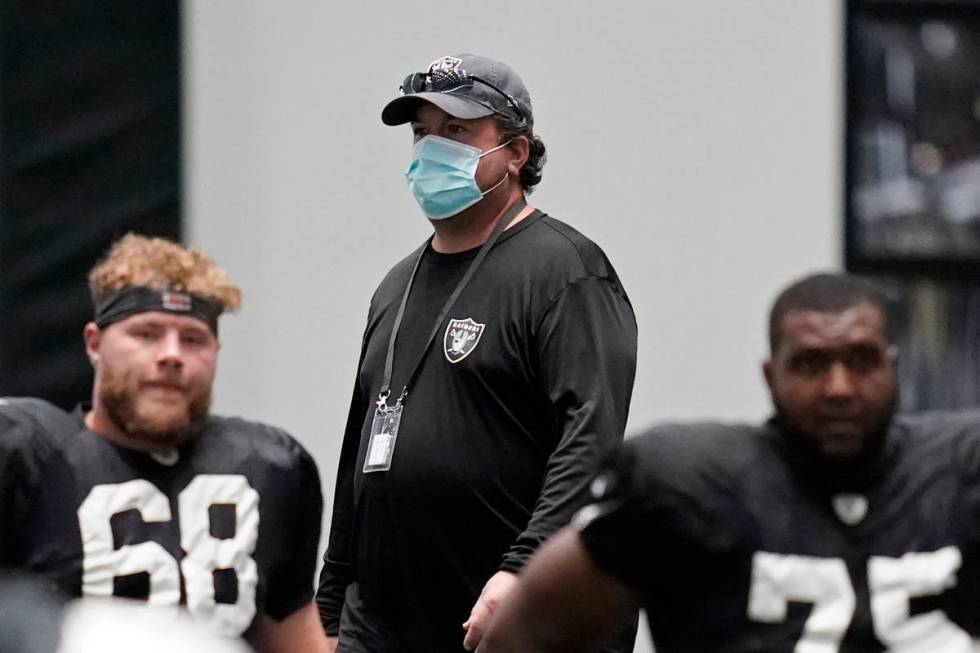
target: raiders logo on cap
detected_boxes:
[428,55,462,73]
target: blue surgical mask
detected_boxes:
[404,135,510,220]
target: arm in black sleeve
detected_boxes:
[264,442,323,621]
[315,381,367,635]
[0,413,31,566]
[0,399,72,567]
[315,300,381,635]
[499,277,637,572]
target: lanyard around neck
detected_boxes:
[377,197,527,410]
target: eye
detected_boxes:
[412,126,427,141]
[446,123,467,137]
[789,351,830,377]
[130,327,157,341]
[844,345,885,374]
[181,331,210,347]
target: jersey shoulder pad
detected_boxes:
[611,422,766,502]
[0,397,78,453]
[203,415,315,470]
[627,421,765,470]
[893,411,980,475]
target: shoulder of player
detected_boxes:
[622,421,766,488]
[0,397,78,454]
[891,410,980,463]
[201,415,315,469]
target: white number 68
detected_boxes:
[77,475,260,636]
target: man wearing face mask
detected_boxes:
[315,54,638,653]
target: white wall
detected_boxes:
[184,2,842,650]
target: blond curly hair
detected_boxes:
[88,233,242,312]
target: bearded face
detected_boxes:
[764,302,897,461]
[86,312,219,448]
[98,356,212,446]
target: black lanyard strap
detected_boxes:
[378,197,527,410]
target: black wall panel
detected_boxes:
[0,0,181,408]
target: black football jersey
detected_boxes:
[578,414,980,652]
[18,413,322,637]
[0,397,78,566]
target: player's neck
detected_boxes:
[84,405,173,454]
[430,188,533,254]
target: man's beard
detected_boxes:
[99,364,211,447]
[773,388,897,465]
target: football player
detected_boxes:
[479,272,980,652]
[4,234,328,652]
[0,397,80,567]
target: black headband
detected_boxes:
[94,286,222,334]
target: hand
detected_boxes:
[326,636,338,653]
[462,570,519,651]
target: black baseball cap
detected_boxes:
[381,53,533,130]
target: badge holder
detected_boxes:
[363,393,403,473]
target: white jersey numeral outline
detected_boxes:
[869,546,970,650]
[748,548,971,652]
[77,475,260,636]
[749,552,855,653]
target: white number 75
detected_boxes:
[748,548,971,652]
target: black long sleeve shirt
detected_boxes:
[317,211,637,648]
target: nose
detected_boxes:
[822,360,856,399]
[157,330,184,369]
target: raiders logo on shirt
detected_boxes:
[444,318,485,363]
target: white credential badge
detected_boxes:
[444,318,485,363]
[363,401,403,474]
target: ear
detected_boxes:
[762,358,774,394]
[507,135,530,177]
[83,322,102,368]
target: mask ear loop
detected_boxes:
[477,138,514,196]
[478,138,513,159]
[480,173,509,197]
